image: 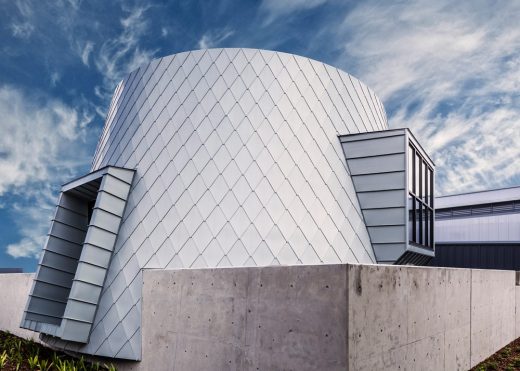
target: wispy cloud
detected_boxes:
[50,71,61,87]
[9,0,35,39]
[0,85,95,258]
[6,186,55,259]
[161,27,168,38]
[337,0,520,194]
[260,0,328,24]
[10,22,34,39]
[198,28,235,49]
[93,5,157,99]
[81,41,94,67]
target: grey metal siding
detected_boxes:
[430,243,520,270]
[21,166,135,343]
[340,130,408,263]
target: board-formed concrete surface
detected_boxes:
[0,273,40,341]
[0,265,519,370]
[470,269,515,367]
[516,286,520,339]
[118,265,348,371]
[347,264,472,370]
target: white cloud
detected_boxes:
[14,0,33,18]
[81,41,94,67]
[5,186,55,259]
[260,0,328,24]
[50,71,61,87]
[336,0,520,194]
[93,5,157,99]
[0,85,95,258]
[10,22,34,39]
[161,27,168,37]
[198,28,235,50]
[10,0,35,39]
[0,85,93,194]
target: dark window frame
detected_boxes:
[408,143,434,249]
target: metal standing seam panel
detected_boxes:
[59,168,135,343]
[21,192,89,334]
[430,243,520,270]
[32,49,390,360]
[339,129,434,264]
[20,166,135,344]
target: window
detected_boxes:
[408,144,434,248]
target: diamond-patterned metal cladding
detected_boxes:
[47,48,388,359]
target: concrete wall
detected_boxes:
[471,269,515,366]
[348,264,515,370]
[0,273,39,341]
[0,265,518,370]
[516,285,520,340]
[116,265,348,371]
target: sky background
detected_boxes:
[0,0,519,272]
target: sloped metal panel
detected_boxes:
[21,166,134,344]
[340,128,435,264]
[21,192,88,335]
[35,49,388,359]
[59,169,134,342]
[436,213,520,242]
[430,243,520,270]
[436,186,520,209]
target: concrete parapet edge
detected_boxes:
[0,265,518,370]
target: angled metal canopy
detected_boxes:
[21,166,135,343]
[339,128,435,265]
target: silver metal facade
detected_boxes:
[436,186,520,243]
[32,48,390,359]
[340,129,435,264]
[21,166,134,343]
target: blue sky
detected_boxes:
[0,0,519,272]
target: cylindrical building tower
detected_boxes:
[24,49,390,359]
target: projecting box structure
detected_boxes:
[20,48,435,360]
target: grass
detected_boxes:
[472,337,520,371]
[0,331,116,371]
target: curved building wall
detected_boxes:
[44,48,388,359]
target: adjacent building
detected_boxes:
[431,186,520,270]
[20,48,435,360]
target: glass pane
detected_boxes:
[408,194,414,242]
[424,209,429,247]
[408,146,414,193]
[430,211,434,247]
[413,152,421,196]
[423,163,427,203]
[415,152,420,197]
[429,168,434,206]
[422,167,430,203]
[415,200,421,244]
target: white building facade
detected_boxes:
[431,186,520,269]
[21,49,434,359]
